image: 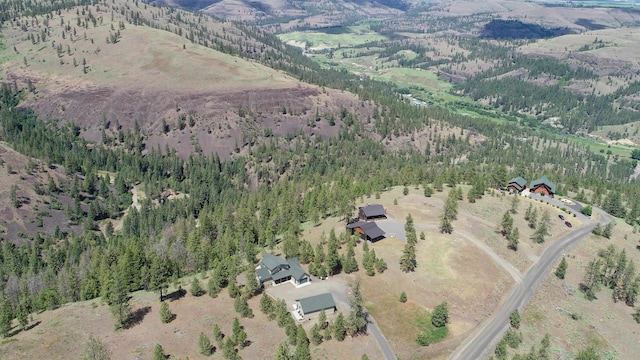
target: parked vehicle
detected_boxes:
[559,214,565,220]
[565,221,572,228]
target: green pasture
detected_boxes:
[278,25,386,48]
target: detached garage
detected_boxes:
[295,293,337,319]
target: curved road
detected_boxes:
[450,208,612,360]
[368,315,397,360]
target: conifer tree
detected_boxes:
[334,313,346,341]
[199,332,213,356]
[295,325,311,360]
[555,257,568,279]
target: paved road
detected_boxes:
[449,208,613,360]
[367,315,397,360]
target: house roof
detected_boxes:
[508,177,527,187]
[530,175,556,193]
[360,204,386,218]
[286,258,308,281]
[261,253,289,272]
[257,267,271,282]
[298,293,336,314]
[346,220,368,229]
[359,222,385,240]
[260,253,309,283]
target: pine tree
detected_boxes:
[334,313,346,341]
[244,266,260,298]
[583,259,602,300]
[555,257,568,279]
[82,335,111,360]
[222,338,237,360]
[232,317,247,349]
[159,301,173,323]
[531,219,549,244]
[260,293,275,320]
[528,207,538,229]
[199,332,213,356]
[234,295,254,318]
[431,301,449,327]
[318,308,328,329]
[602,223,613,239]
[342,239,359,274]
[213,323,224,346]
[152,344,166,360]
[207,276,220,299]
[294,325,311,360]
[310,323,323,345]
[508,227,519,251]
[510,194,520,214]
[275,341,293,360]
[501,211,514,236]
[326,229,341,275]
[190,277,204,297]
[347,279,368,336]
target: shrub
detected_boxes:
[400,291,407,303]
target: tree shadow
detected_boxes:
[6,320,41,337]
[164,288,187,302]
[124,306,151,329]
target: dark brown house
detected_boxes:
[346,221,386,242]
[358,204,386,220]
[530,175,556,197]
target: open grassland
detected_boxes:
[1,12,294,92]
[303,186,518,359]
[0,274,378,360]
[278,25,386,50]
[518,220,640,359]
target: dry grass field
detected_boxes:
[299,185,582,359]
[0,275,381,360]
[518,219,640,359]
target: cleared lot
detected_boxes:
[265,275,352,319]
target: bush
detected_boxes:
[504,328,521,349]
[509,309,520,329]
[416,332,430,346]
[400,291,407,303]
[581,205,593,216]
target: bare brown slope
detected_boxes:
[0,1,373,158]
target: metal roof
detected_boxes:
[359,221,385,240]
[261,253,289,272]
[360,204,386,218]
[298,293,336,314]
[530,175,556,193]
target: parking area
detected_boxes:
[375,217,406,242]
[265,275,351,319]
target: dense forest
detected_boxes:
[1,0,640,344]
